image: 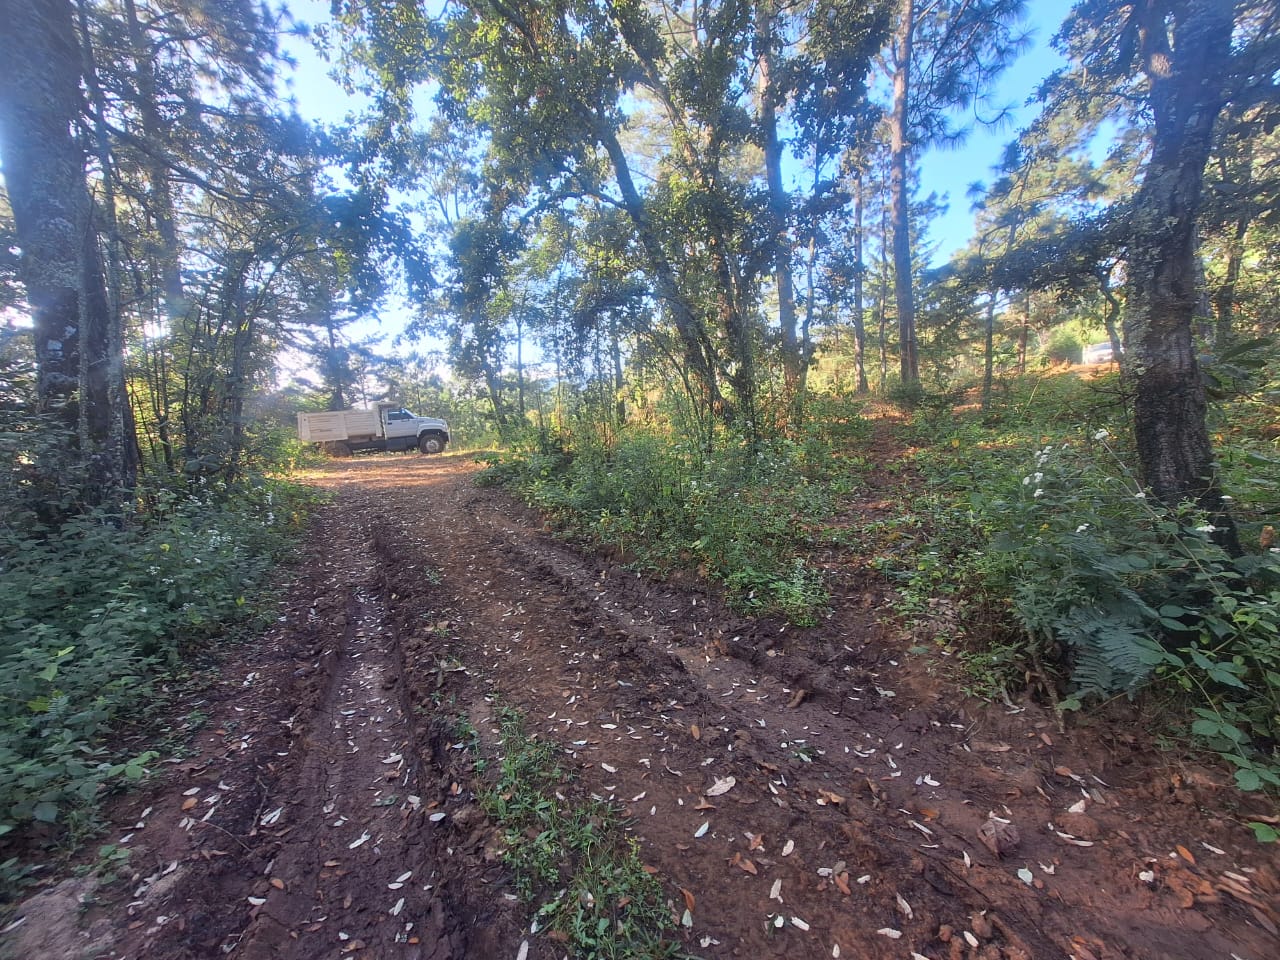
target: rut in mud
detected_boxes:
[11,455,1277,960]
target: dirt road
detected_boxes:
[12,455,1277,960]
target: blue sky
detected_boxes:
[918,0,1075,261]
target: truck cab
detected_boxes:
[379,405,450,453]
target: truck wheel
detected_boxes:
[419,434,444,455]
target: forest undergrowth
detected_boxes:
[481,370,1280,831]
[0,421,323,889]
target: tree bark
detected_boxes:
[122,0,185,323]
[852,171,869,394]
[889,0,919,385]
[0,0,91,413]
[758,3,800,393]
[0,0,133,499]
[1123,0,1237,547]
[982,295,996,409]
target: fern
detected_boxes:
[1054,606,1170,695]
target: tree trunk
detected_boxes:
[326,313,346,410]
[122,0,185,323]
[982,295,996,410]
[889,0,919,385]
[0,0,91,415]
[515,302,526,419]
[852,171,869,394]
[76,0,137,494]
[0,0,132,500]
[1123,0,1237,548]
[1214,216,1248,347]
[610,313,625,425]
[758,3,800,393]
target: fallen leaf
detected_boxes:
[694,821,710,838]
[918,807,939,821]
[270,878,285,890]
[691,724,701,741]
[736,857,758,876]
[1017,867,1034,885]
[877,928,902,939]
[790,916,810,931]
[896,893,913,919]
[781,839,794,856]
[834,872,851,895]
[706,776,736,797]
[1055,831,1094,846]
[817,788,845,805]
[1053,765,1075,779]
[1175,844,1196,865]
[181,797,197,811]
[694,799,715,811]
[681,888,696,913]
[770,878,783,901]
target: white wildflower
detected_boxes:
[1135,492,1147,499]
[1093,429,1110,441]
[1076,524,1090,534]
[1033,489,1044,499]
[1195,524,1216,534]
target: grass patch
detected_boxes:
[472,706,691,960]
[474,417,873,624]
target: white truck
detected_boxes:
[297,403,450,455]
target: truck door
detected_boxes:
[382,408,419,442]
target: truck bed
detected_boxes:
[296,410,379,442]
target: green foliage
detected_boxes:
[475,707,684,959]
[0,475,319,841]
[1041,328,1083,365]
[477,425,848,624]
[881,372,1280,794]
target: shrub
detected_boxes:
[1042,328,1083,365]
[476,428,838,623]
[977,432,1280,791]
[0,475,319,840]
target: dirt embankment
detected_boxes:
[9,455,1277,960]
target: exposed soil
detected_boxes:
[8,454,1278,960]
